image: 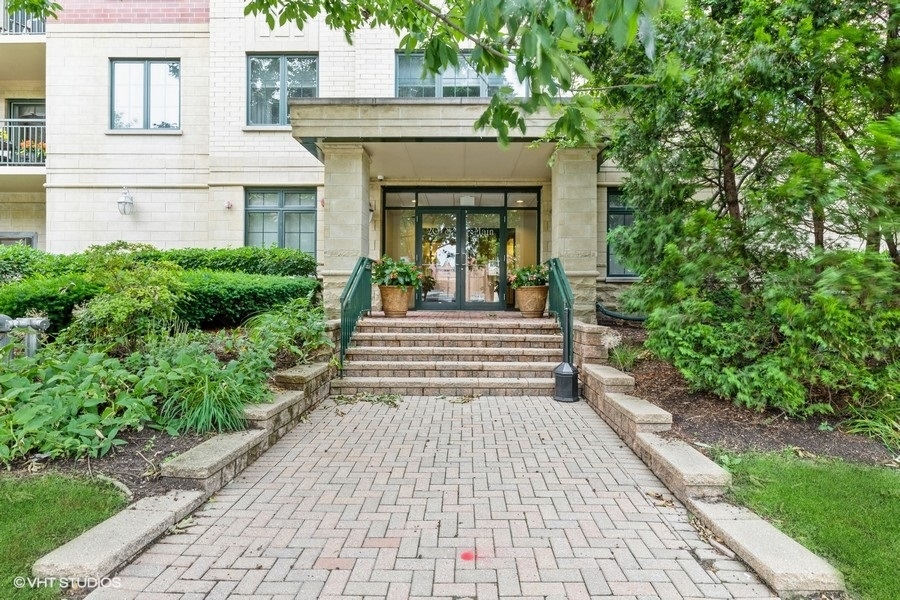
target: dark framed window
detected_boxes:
[110,60,180,129]
[0,233,37,247]
[245,189,316,253]
[607,188,637,278]
[396,53,525,98]
[247,55,318,125]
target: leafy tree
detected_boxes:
[587,0,899,429]
[241,0,674,145]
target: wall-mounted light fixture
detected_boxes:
[117,187,134,215]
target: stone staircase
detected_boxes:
[333,313,563,397]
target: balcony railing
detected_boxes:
[0,119,46,166]
[1,3,45,34]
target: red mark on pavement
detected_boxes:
[460,550,476,561]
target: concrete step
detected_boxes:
[357,318,561,336]
[341,361,559,379]
[351,332,563,349]
[331,376,556,397]
[344,346,561,363]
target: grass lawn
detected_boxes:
[726,452,900,600]
[0,474,126,599]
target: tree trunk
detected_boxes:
[812,78,826,252]
[719,128,752,294]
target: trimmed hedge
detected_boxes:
[135,246,317,277]
[0,274,103,332]
[0,270,319,334]
[176,271,320,329]
[0,244,318,286]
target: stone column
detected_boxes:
[551,147,600,323]
[320,143,371,319]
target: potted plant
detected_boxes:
[508,263,549,317]
[371,255,423,317]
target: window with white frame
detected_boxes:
[245,190,316,253]
[111,60,180,129]
[607,188,637,278]
[396,53,525,98]
[247,55,318,126]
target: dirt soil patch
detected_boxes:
[15,429,210,502]
[606,320,898,467]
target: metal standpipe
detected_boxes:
[553,306,579,402]
[0,314,51,358]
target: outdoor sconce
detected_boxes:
[117,187,134,215]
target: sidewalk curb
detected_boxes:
[582,363,846,598]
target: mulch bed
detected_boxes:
[604,320,897,467]
[17,429,210,501]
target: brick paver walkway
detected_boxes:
[93,397,776,599]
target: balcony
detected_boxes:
[1,3,45,34]
[1,118,45,166]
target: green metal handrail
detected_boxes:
[339,256,373,369]
[546,258,574,365]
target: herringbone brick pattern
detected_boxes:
[91,397,776,599]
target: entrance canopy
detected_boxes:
[289,98,555,180]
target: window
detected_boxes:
[0,233,37,247]
[607,188,637,278]
[247,55,318,125]
[111,60,180,129]
[396,53,525,98]
[245,190,317,253]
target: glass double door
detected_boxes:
[417,209,506,310]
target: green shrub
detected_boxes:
[2,243,317,289]
[642,251,900,421]
[0,275,103,332]
[0,349,157,463]
[244,295,334,366]
[58,261,186,350]
[0,243,43,284]
[134,246,317,277]
[177,270,319,329]
[608,343,644,372]
[130,330,272,434]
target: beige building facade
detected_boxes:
[0,0,634,319]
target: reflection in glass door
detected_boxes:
[419,212,458,306]
[463,212,502,307]
[417,210,505,309]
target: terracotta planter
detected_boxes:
[379,285,410,317]
[516,285,548,318]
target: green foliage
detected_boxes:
[0,349,157,463]
[844,403,900,451]
[0,475,125,600]
[176,270,319,329]
[728,452,900,600]
[244,295,334,365]
[0,275,102,332]
[589,1,900,441]
[130,331,270,434]
[0,243,42,284]
[371,256,423,290]
[131,245,317,277]
[58,260,187,350]
[641,251,900,418]
[1,242,318,287]
[508,263,549,289]
[243,0,663,146]
[608,343,644,372]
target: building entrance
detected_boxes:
[382,188,540,311]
